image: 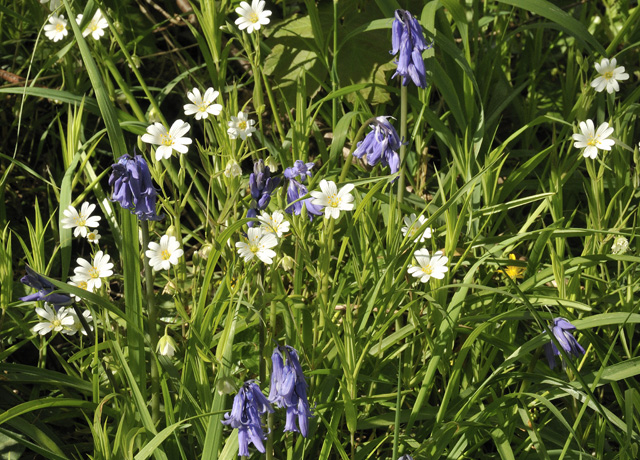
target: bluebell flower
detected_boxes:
[283,160,322,218]
[20,266,73,308]
[268,345,312,437]
[109,154,163,221]
[353,117,402,174]
[248,160,281,226]
[544,318,585,370]
[221,381,273,457]
[390,9,428,88]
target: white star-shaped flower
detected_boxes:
[86,229,101,244]
[572,119,615,159]
[591,58,629,94]
[44,14,68,42]
[61,202,101,238]
[73,251,114,291]
[407,249,449,283]
[76,9,108,40]
[68,274,95,301]
[235,227,278,264]
[145,235,184,271]
[310,179,355,219]
[258,211,290,238]
[235,0,272,34]
[227,112,256,140]
[141,120,192,160]
[183,87,223,120]
[32,304,75,336]
[401,213,432,243]
[66,309,93,336]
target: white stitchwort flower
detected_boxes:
[68,274,95,301]
[67,309,94,336]
[76,9,108,40]
[74,251,114,291]
[224,160,242,178]
[146,235,184,271]
[407,249,449,283]
[258,211,290,238]
[401,213,432,243]
[227,112,256,140]
[184,87,223,120]
[572,119,615,159]
[44,14,68,42]
[142,120,192,161]
[591,58,629,94]
[61,202,101,238]
[236,227,278,264]
[235,0,272,34]
[86,229,101,244]
[310,179,355,219]
[611,236,629,255]
[41,0,62,11]
[32,304,75,336]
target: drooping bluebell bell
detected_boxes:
[109,154,163,221]
[544,317,585,370]
[390,9,428,88]
[283,160,322,218]
[247,160,281,226]
[353,117,402,174]
[221,381,273,457]
[20,265,73,308]
[268,345,312,437]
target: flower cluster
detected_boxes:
[247,160,281,222]
[268,346,312,437]
[353,117,402,175]
[221,381,274,456]
[390,9,429,88]
[32,304,93,336]
[284,161,322,218]
[44,9,109,43]
[110,154,163,221]
[61,202,101,239]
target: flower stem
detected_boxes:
[397,85,408,203]
[140,220,160,424]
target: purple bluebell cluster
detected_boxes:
[268,345,312,437]
[221,381,273,456]
[353,117,402,174]
[248,160,281,225]
[544,318,585,370]
[20,265,73,308]
[390,9,428,88]
[109,154,163,221]
[284,160,322,218]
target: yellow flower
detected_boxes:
[499,254,526,280]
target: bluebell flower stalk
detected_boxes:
[268,345,312,437]
[20,266,73,308]
[353,117,402,175]
[544,317,585,370]
[390,9,428,88]
[109,154,163,221]
[222,381,274,456]
[284,160,322,218]
[248,160,281,225]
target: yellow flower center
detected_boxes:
[75,216,87,227]
[238,121,247,130]
[327,194,341,208]
[52,319,62,328]
[56,23,64,32]
[89,267,100,279]
[160,133,173,146]
[604,71,613,80]
[198,103,208,112]
[587,136,597,147]
[422,265,433,275]
[161,249,171,260]
[78,280,88,290]
[249,12,260,23]
[249,244,259,254]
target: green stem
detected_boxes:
[397,85,408,203]
[141,220,160,424]
[266,283,277,460]
[339,117,377,183]
[392,352,402,459]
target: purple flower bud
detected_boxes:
[268,345,312,437]
[20,266,73,308]
[248,160,281,226]
[284,161,322,219]
[390,9,428,88]
[353,117,402,174]
[221,381,273,456]
[544,317,586,370]
[109,154,163,221]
